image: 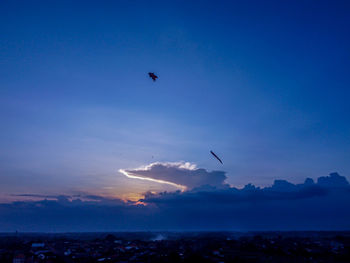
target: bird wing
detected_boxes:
[210,151,223,164]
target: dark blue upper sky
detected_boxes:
[1,0,350,202]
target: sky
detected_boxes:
[1,0,350,231]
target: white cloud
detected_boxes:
[120,162,227,191]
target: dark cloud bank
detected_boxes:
[1,171,350,232]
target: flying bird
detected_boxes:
[210,150,223,164]
[148,72,158,81]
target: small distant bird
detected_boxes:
[210,150,223,164]
[148,72,158,81]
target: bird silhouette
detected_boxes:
[148,72,158,81]
[210,150,223,164]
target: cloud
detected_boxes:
[143,180,329,206]
[12,193,128,206]
[0,197,152,232]
[13,194,73,199]
[1,172,349,232]
[120,162,227,190]
[143,173,349,205]
[317,172,350,187]
[140,172,350,231]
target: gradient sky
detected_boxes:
[1,0,350,203]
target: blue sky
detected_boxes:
[1,0,350,207]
